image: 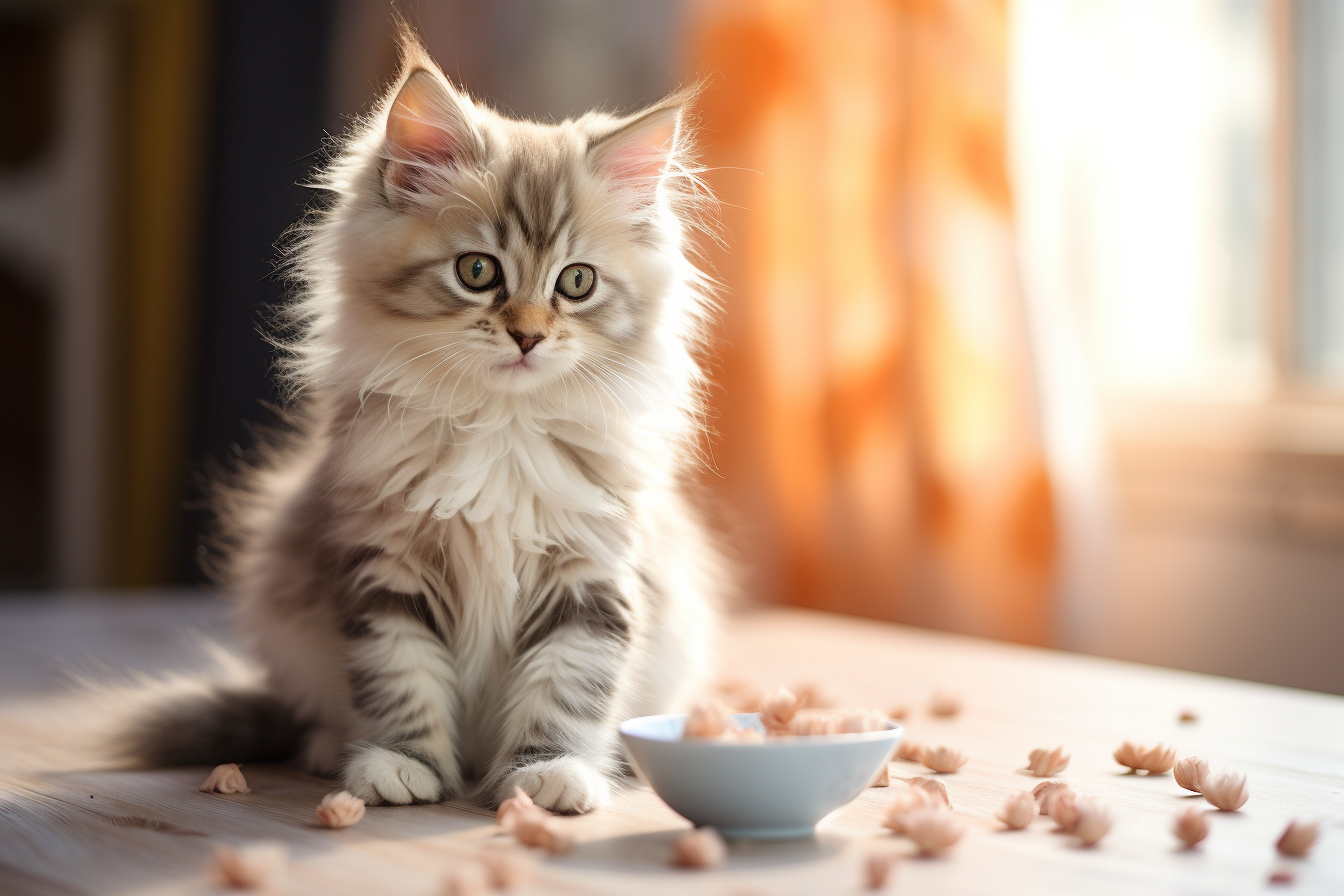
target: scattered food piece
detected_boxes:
[502,805,547,842]
[929,690,962,718]
[496,787,538,825]
[1139,743,1177,775]
[1173,757,1208,794]
[504,805,573,854]
[1114,741,1176,774]
[199,764,250,795]
[1174,807,1209,848]
[882,786,935,834]
[1031,780,1070,815]
[1072,798,1112,846]
[760,687,803,733]
[1202,770,1249,811]
[863,851,899,890]
[887,705,910,721]
[777,708,886,736]
[1179,708,1199,723]
[788,713,840,736]
[1049,790,1081,833]
[479,844,536,890]
[921,745,968,774]
[671,827,727,868]
[792,682,835,709]
[714,678,765,712]
[696,695,889,741]
[540,824,575,856]
[440,862,488,896]
[210,842,287,890]
[1268,867,1296,885]
[684,701,734,738]
[909,777,953,809]
[1276,820,1319,857]
[895,741,924,763]
[1113,741,1145,772]
[840,709,888,734]
[1026,746,1070,778]
[903,808,965,855]
[996,791,1037,830]
[870,764,890,787]
[314,791,365,829]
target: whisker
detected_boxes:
[570,366,612,450]
[594,350,657,383]
[398,346,476,440]
[382,345,470,427]
[577,359,639,422]
[430,347,484,414]
[363,332,464,399]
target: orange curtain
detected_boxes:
[685,0,1057,645]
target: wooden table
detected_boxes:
[1,593,1340,894]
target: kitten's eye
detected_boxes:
[456,253,500,291]
[556,263,596,300]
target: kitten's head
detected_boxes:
[297,37,711,418]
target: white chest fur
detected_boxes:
[388,408,631,602]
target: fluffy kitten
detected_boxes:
[130,36,722,814]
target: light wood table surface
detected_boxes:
[0,592,1340,894]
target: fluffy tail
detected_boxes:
[103,642,308,768]
[119,684,308,767]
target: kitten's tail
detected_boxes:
[118,684,307,767]
[105,643,308,768]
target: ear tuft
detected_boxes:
[588,104,681,195]
[383,69,477,196]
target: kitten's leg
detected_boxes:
[483,579,635,814]
[341,589,462,805]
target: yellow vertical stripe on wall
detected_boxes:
[110,0,209,585]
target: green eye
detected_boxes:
[556,263,596,300]
[456,253,500,291]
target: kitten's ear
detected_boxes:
[382,69,479,196]
[588,103,682,195]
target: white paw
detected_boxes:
[343,744,444,805]
[505,756,612,815]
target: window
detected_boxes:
[1013,0,1344,543]
[1295,0,1344,383]
[1013,0,1278,402]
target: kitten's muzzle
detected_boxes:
[508,328,546,355]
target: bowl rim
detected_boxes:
[619,712,903,747]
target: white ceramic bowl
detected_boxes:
[619,712,902,839]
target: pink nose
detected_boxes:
[508,329,544,354]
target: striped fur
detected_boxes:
[213,34,723,812]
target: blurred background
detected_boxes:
[1,0,1341,694]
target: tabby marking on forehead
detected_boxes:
[498,152,577,252]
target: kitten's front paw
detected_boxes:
[343,744,444,805]
[503,755,612,815]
